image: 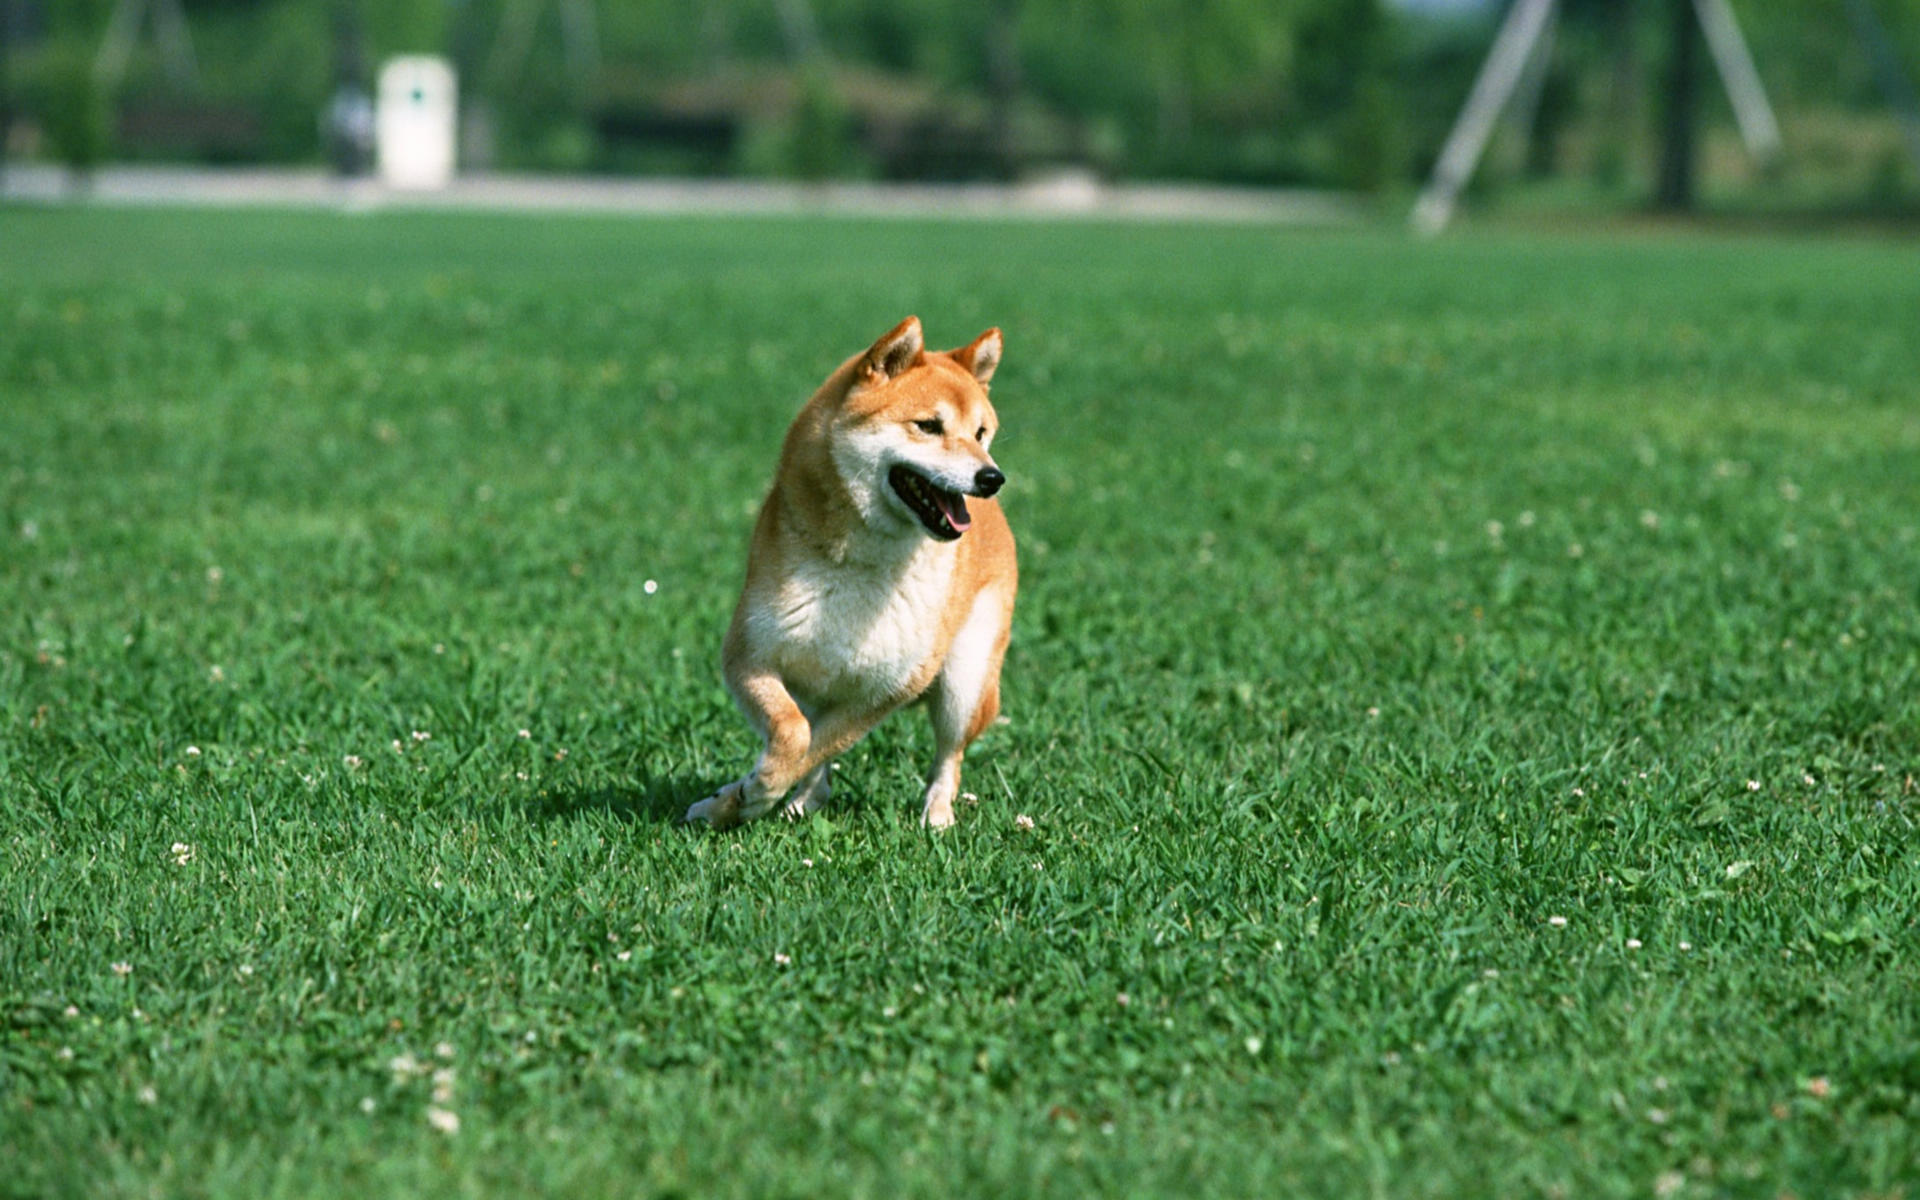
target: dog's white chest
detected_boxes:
[762,548,954,706]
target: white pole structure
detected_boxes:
[490,0,600,80]
[1414,0,1788,233]
[1692,0,1781,164]
[95,0,197,89]
[1843,0,1920,177]
[1411,0,1560,236]
[1506,0,1561,164]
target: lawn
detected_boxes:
[3,205,1918,1198]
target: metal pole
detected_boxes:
[95,0,144,88]
[1412,0,1560,235]
[1507,0,1560,174]
[1843,0,1920,177]
[1692,0,1780,164]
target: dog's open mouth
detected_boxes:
[888,465,971,540]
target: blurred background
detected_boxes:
[3,0,1919,222]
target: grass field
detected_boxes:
[4,205,1919,1198]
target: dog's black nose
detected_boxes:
[974,466,1005,497]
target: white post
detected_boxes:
[377,57,459,190]
[1692,0,1782,164]
[1411,0,1560,235]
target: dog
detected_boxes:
[684,316,1017,830]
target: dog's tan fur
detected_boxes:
[685,317,1017,829]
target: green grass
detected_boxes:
[4,205,1919,1198]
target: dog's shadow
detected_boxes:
[522,776,707,826]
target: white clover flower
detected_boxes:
[1014,814,1035,831]
[1547,916,1568,928]
[426,1107,460,1134]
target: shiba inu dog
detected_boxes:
[684,316,1016,830]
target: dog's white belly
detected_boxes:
[761,550,954,709]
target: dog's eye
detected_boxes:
[914,418,943,435]
[976,426,989,442]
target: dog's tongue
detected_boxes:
[937,491,971,533]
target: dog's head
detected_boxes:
[828,317,1005,542]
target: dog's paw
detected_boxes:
[781,788,827,821]
[781,765,832,821]
[920,797,957,830]
[684,780,746,829]
[920,771,959,829]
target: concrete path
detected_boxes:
[1,163,1359,224]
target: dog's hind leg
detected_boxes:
[781,762,832,819]
[920,590,1010,829]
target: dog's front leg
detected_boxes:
[685,673,889,828]
[685,671,809,828]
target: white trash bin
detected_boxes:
[376,57,458,190]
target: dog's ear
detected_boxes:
[949,327,1002,387]
[861,316,924,385]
